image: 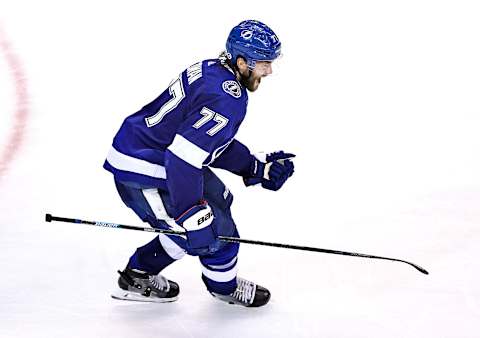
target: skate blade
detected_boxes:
[111,289,178,303]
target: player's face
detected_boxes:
[247,61,273,92]
[237,59,273,92]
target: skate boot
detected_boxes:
[111,268,179,303]
[210,277,270,307]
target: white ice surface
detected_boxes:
[1,1,480,337]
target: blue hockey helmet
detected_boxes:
[226,20,282,69]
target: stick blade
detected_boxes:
[410,262,429,275]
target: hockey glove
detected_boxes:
[176,201,220,255]
[244,151,295,191]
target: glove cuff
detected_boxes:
[176,202,213,232]
[250,158,266,178]
[186,226,216,250]
[243,176,262,187]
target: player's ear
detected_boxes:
[236,57,248,74]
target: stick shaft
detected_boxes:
[45,213,428,275]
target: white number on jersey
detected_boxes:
[145,76,185,128]
[193,107,229,136]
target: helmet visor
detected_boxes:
[250,54,283,76]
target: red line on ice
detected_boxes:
[0,25,29,182]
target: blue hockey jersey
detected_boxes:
[104,59,255,217]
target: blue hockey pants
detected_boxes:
[114,168,239,295]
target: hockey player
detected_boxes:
[104,20,294,307]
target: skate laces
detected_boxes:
[149,274,170,292]
[232,278,256,304]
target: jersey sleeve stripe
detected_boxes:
[106,146,166,179]
[167,134,209,169]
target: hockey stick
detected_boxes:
[45,213,429,275]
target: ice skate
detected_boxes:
[111,268,179,303]
[210,277,270,307]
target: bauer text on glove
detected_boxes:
[175,201,220,254]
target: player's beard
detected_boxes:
[239,72,261,92]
